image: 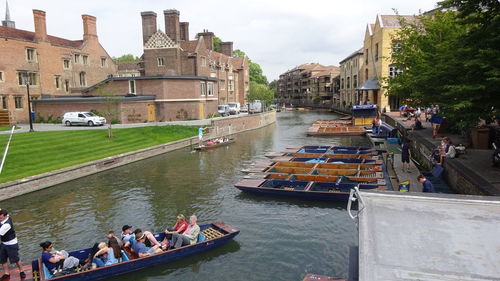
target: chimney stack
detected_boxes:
[197,30,214,51]
[179,22,189,41]
[221,41,233,56]
[82,14,97,41]
[164,9,180,43]
[33,9,47,41]
[141,11,157,45]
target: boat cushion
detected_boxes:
[198,233,206,242]
[121,250,130,261]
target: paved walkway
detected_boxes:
[385,112,500,194]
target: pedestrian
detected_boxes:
[402,139,411,173]
[0,209,25,280]
[198,127,205,146]
[417,175,436,193]
[429,105,443,138]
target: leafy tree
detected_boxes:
[248,81,274,105]
[233,49,269,85]
[95,84,121,138]
[113,54,140,62]
[213,36,222,52]
[385,10,492,131]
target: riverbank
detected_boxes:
[0,111,276,201]
[383,112,500,195]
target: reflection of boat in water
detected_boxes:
[195,138,235,150]
[302,274,345,281]
[29,222,239,281]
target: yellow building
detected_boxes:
[359,15,415,112]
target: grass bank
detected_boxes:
[0,126,197,183]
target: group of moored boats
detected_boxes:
[234,145,389,202]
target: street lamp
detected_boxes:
[23,72,34,132]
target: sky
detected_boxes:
[4,0,439,81]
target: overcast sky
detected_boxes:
[6,0,438,80]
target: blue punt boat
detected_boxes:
[30,222,239,281]
[234,179,383,201]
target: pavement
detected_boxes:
[385,112,500,194]
[1,113,250,134]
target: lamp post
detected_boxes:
[23,73,34,132]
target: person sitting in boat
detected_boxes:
[92,242,119,268]
[40,241,81,274]
[106,232,122,262]
[107,230,123,248]
[164,214,189,241]
[132,232,163,257]
[170,215,200,249]
[121,225,136,248]
[132,228,165,250]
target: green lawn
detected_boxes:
[0,126,197,183]
[0,126,20,131]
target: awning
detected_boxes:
[356,77,380,91]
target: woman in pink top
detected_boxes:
[164,214,188,245]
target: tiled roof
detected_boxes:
[232,57,245,69]
[180,40,198,53]
[340,48,363,64]
[0,26,83,48]
[380,15,416,28]
[116,61,141,71]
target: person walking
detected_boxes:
[402,139,411,173]
[417,175,436,193]
[0,209,25,280]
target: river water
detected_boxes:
[4,111,372,281]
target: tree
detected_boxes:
[95,84,121,138]
[213,36,222,52]
[385,11,487,131]
[248,81,274,105]
[113,54,140,62]
[233,49,269,85]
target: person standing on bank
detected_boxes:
[0,209,25,280]
[417,175,436,193]
[401,139,411,173]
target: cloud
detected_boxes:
[5,0,438,80]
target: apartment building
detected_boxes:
[339,48,364,110]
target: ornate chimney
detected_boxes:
[197,29,214,50]
[141,11,157,45]
[33,9,47,41]
[82,14,98,41]
[164,9,180,42]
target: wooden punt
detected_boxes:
[302,273,346,281]
[263,173,385,185]
[307,126,366,136]
[27,222,238,281]
[234,179,385,201]
[194,138,235,150]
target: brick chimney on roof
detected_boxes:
[82,14,97,41]
[221,41,233,57]
[141,11,157,45]
[33,9,47,41]
[197,29,214,51]
[164,9,180,43]
[179,22,189,41]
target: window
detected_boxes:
[375,43,379,61]
[392,41,402,54]
[389,65,403,78]
[64,80,70,93]
[100,57,106,67]
[55,76,61,89]
[220,79,226,90]
[14,97,22,109]
[79,72,86,86]
[0,71,3,82]
[201,57,206,67]
[365,49,368,64]
[341,78,344,89]
[228,80,234,92]
[63,59,70,69]
[200,82,206,96]
[347,77,350,89]
[74,54,80,63]
[1,96,7,109]
[82,55,88,65]
[207,82,214,96]
[353,75,358,88]
[17,72,38,86]
[157,57,165,66]
[129,80,136,94]
[365,69,369,81]
[26,48,36,62]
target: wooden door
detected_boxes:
[147,104,156,122]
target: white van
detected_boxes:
[62,112,106,126]
[249,100,263,113]
[217,105,230,117]
[227,102,241,115]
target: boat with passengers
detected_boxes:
[16,222,239,281]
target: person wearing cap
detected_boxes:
[0,209,25,280]
[132,232,162,257]
[121,225,135,248]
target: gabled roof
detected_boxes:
[379,15,417,28]
[116,61,141,71]
[144,30,178,49]
[0,26,83,48]
[339,48,364,64]
[180,40,198,53]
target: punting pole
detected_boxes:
[0,126,16,174]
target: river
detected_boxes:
[3,111,372,281]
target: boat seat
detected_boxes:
[201,228,224,240]
[121,250,130,261]
[42,263,53,279]
[198,233,206,242]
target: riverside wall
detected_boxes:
[0,111,276,201]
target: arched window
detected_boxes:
[79,72,86,86]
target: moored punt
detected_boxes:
[264,146,378,158]
[264,173,386,185]
[31,222,239,281]
[194,138,235,150]
[302,274,346,281]
[307,125,366,136]
[234,179,384,201]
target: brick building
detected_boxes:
[0,7,117,123]
[277,63,339,108]
[339,48,364,110]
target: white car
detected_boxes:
[62,112,106,126]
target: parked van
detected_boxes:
[249,100,263,113]
[62,112,106,126]
[217,104,230,117]
[227,102,241,115]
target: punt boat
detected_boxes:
[307,125,366,136]
[194,138,235,150]
[234,179,385,201]
[28,222,239,281]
